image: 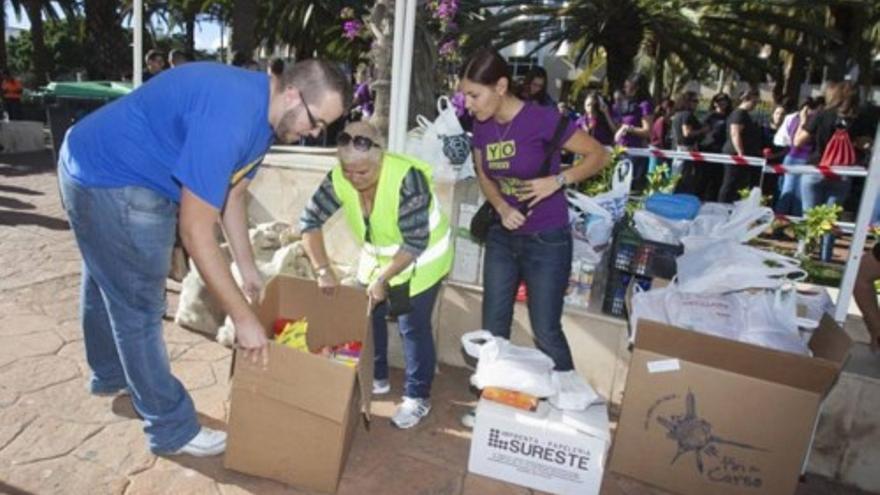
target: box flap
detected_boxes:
[808,314,852,367]
[635,319,842,395]
[231,343,356,424]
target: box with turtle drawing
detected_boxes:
[609,316,850,495]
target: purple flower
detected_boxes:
[342,20,363,40]
[439,39,458,56]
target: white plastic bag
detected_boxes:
[676,238,806,293]
[685,188,773,243]
[567,189,614,260]
[633,210,690,245]
[461,331,556,397]
[735,289,812,356]
[629,285,744,343]
[405,96,473,182]
[591,159,632,222]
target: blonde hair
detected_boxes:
[337,120,384,166]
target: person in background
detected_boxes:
[300,121,452,429]
[576,91,617,146]
[458,48,608,427]
[697,92,733,201]
[854,241,880,353]
[796,81,875,262]
[614,74,654,191]
[648,97,674,175]
[518,66,555,107]
[773,97,818,217]
[143,50,166,82]
[670,91,708,194]
[351,64,374,121]
[169,49,192,68]
[58,60,351,456]
[1,70,23,120]
[718,89,763,203]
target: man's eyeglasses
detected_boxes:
[337,132,380,151]
[301,99,326,133]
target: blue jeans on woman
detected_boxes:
[800,174,851,262]
[58,154,199,455]
[774,155,806,217]
[372,281,441,399]
[482,225,574,371]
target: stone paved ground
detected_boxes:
[0,150,874,495]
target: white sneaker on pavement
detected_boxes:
[172,427,227,457]
[391,396,431,429]
[372,379,391,395]
[460,409,476,429]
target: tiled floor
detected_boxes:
[0,150,875,494]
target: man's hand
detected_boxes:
[234,312,269,367]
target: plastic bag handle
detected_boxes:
[461,330,494,359]
[437,95,451,113]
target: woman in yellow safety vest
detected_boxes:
[300,120,452,429]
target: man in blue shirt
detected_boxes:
[57,60,351,457]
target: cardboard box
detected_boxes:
[609,316,851,495]
[469,398,611,495]
[224,275,373,493]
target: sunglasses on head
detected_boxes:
[337,132,380,151]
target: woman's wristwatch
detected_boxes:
[315,265,331,277]
[555,173,568,188]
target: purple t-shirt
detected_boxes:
[785,114,812,160]
[616,99,653,147]
[472,103,578,234]
[576,114,614,145]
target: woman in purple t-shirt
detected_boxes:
[576,91,617,146]
[458,48,607,382]
[613,74,654,190]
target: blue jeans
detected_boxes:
[801,174,851,262]
[774,155,806,216]
[372,281,441,399]
[482,225,574,371]
[58,157,199,454]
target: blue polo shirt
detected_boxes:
[63,62,275,209]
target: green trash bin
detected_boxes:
[43,81,132,158]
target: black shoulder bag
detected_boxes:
[469,115,570,243]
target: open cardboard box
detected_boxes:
[224,275,373,493]
[609,314,851,495]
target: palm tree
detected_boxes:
[230,0,258,60]
[463,0,845,101]
[84,0,129,79]
[12,0,78,85]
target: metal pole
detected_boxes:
[388,0,406,152]
[133,0,143,87]
[393,0,417,153]
[834,125,880,322]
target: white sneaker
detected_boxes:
[172,427,227,457]
[549,370,601,411]
[391,397,431,429]
[372,379,391,395]
[460,409,476,429]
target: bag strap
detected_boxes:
[539,116,570,177]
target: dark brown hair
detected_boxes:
[459,48,511,87]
